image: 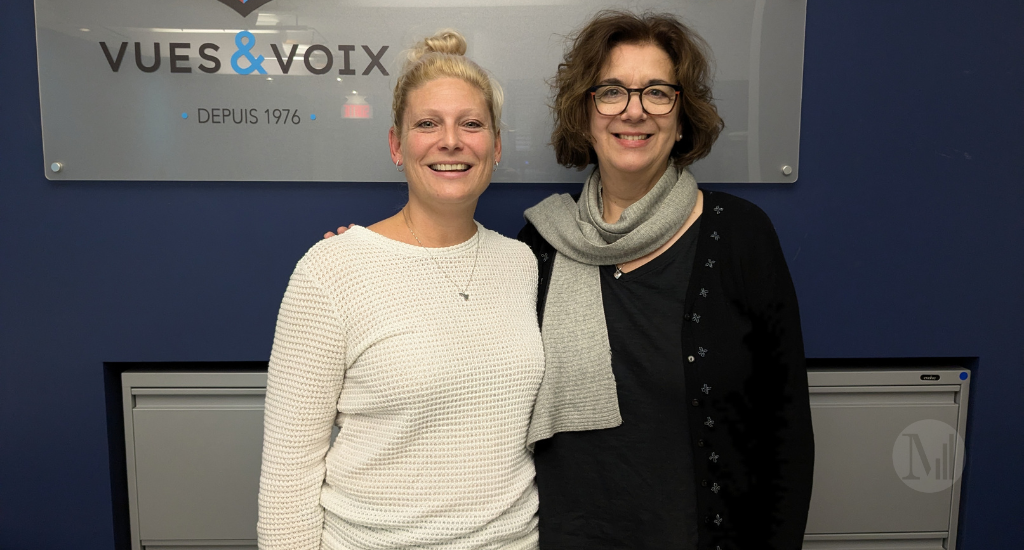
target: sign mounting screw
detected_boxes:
[781,165,793,176]
[50,162,63,173]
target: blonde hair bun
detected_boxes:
[405,29,468,69]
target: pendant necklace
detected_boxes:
[403,207,479,301]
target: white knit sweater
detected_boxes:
[258,223,544,550]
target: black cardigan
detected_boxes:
[517,190,815,550]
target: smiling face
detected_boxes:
[390,77,501,211]
[589,42,681,190]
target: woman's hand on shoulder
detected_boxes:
[324,224,355,239]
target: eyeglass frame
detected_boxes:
[587,84,684,116]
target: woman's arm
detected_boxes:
[743,210,814,549]
[258,260,347,550]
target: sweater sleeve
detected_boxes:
[258,259,347,550]
[742,210,815,549]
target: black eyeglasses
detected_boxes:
[588,84,683,116]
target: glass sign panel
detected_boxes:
[35,0,806,182]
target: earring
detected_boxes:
[396,161,404,172]
[493,161,499,169]
[677,134,683,140]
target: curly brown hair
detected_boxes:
[550,11,724,170]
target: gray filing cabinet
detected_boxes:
[122,372,267,550]
[122,368,969,550]
[804,368,969,550]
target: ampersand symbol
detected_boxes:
[231,30,267,75]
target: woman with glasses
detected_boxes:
[518,11,815,550]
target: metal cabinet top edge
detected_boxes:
[122,371,269,389]
[807,368,970,387]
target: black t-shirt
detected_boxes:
[534,219,701,550]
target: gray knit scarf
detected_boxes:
[523,164,698,446]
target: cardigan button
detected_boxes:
[687,355,695,363]
[701,479,708,487]
[691,398,700,406]
[697,438,706,447]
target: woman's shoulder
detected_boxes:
[294,227,393,283]
[700,190,778,234]
[302,226,371,261]
[515,222,554,260]
[702,189,769,217]
[480,224,536,261]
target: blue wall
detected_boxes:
[2,1,1022,548]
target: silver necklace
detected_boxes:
[403,208,480,301]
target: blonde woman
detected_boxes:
[257,30,543,550]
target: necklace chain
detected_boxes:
[402,207,479,301]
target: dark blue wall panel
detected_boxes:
[2,1,1022,548]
